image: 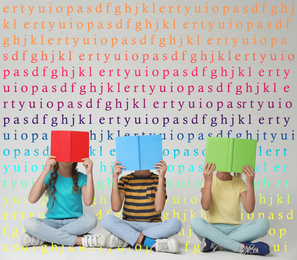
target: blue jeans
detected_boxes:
[24,212,98,246]
[102,215,182,246]
[190,218,269,252]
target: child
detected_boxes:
[21,155,105,247]
[102,160,182,253]
[191,163,270,255]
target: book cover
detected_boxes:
[205,137,257,173]
[116,136,140,171]
[116,135,163,171]
[232,138,257,173]
[51,131,89,162]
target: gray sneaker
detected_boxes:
[106,234,128,248]
[155,237,179,253]
[21,232,44,247]
[82,234,106,247]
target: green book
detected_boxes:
[205,137,257,173]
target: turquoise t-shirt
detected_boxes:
[44,171,87,219]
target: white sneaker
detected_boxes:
[82,234,106,247]
[106,234,129,248]
[21,232,44,247]
[155,237,179,253]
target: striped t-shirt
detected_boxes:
[118,173,167,222]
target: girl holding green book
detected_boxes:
[190,162,270,256]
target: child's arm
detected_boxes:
[201,162,216,211]
[241,165,255,213]
[28,156,56,203]
[81,158,94,206]
[111,161,125,212]
[154,160,167,212]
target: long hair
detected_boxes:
[46,162,79,213]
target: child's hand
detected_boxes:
[44,156,56,172]
[113,161,125,180]
[155,160,167,178]
[203,162,215,181]
[242,165,255,184]
[82,158,93,175]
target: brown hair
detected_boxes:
[46,162,79,213]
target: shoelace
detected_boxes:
[210,242,216,250]
[243,244,259,254]
[212,245,223,252]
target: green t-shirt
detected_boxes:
[44,171,87,219]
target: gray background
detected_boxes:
[1,0,296,259]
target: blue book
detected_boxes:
[116,135,163,171]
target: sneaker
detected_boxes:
[154,237,178,253]
[82,234,106,247]
[241,242,270,255]
[201,237,223,252]
[21,232,44,247]
[106,234,128,248]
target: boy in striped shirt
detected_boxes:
[102,160,182,253]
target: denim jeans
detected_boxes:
[102,215,182,246]
[24,212,98,246]
[190,218,269,252]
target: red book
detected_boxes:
[51,131,89,162]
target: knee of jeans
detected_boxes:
[24,217,39,234]
[257,219,270,235]
[167,218,182,233]
[190,218,206,233]
[101,214,117,229]
[84,212,98,230]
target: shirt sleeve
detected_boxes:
[78,172,88,187]
[44,172,51,186]
[240,178,247,193]
[118,177,125,193]
[201,180,205,192]
[164,177,167,199]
